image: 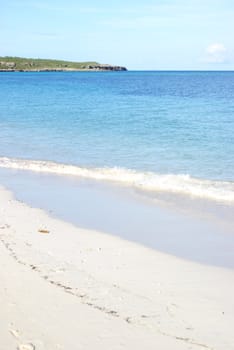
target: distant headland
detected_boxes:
[0,57,127,72]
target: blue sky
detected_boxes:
[1,0,234,70]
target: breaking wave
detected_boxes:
[0,157,234,204]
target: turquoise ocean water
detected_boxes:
[0,71,234,204]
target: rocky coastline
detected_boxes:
[0,59,127,72]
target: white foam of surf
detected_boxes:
[0,157,234,204]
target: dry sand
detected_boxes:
[0,185,234,350]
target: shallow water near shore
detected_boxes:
[1,71,234,184]
[1,168,234,269]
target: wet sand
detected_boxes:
[1,184,234,349]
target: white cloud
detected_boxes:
[204,43,227,63]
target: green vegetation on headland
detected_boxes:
[0,56,127,72]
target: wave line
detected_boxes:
[0,157,234,204]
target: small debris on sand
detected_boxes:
[38,229,50,234]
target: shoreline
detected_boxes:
[1,167,234,269]
[1,184,234,349]
[0,67,127,73]
[1,156,233,204]
[0,69,126,72]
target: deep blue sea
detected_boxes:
[0,71,234,203]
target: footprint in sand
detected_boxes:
[17,343,35,350]
[10,329,19,338]
[0,224,10,229]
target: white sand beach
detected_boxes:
[1,185,234,350]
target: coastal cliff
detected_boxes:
[0,57,127,72]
